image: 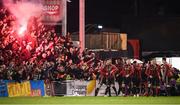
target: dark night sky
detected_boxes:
[67,0,180,51]
[1,0,180,51]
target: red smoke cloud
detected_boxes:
[3,0,43,36]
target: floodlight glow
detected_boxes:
[98,25,103,29]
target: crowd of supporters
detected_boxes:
[0,8,180,96]
[0,7,96,81]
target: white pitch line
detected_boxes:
[0,103,180,105]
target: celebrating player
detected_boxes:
[145,59,161,96]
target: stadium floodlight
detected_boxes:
[98,25,103,29]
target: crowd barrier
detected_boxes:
[0,80,120,97]
[50,80,118,96]
[0,80,8,97]
[0,80,45,97]
[0,80,97,97]
[47,80,97,96]
[1,80,180,97]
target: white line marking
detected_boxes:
[0,103,180,105]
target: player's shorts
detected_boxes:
[106,77,115,86]
[148,77,160,86]
[124,77,131,85]
[132,77,141,86]
[100,77,107,85]
[116,76,124,84]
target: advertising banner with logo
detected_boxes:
[21,0,64,25]
[30,80,45,96]
[7,81,31,97]
[66,80,96,96]
[86,80,96,96]
[0,80,8,97]
[2,80,97,97]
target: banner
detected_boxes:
[0,80,8,97]
[86,80,96,96]
[18,0,63,25]
[30,80,45,96]
[2,80,97,97]
[44,81,53,96]
[7,81,31,97]
[66,80,96,96]
[41,0,63,25]
[52,81,67,96]
[128,39,140,59]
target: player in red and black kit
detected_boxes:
[95,59,118,96]
[121,59,134,96]
[95,60,105,96]
[115,58,125,96]
[104,59,118,96]
[145,59,161,96]
[161,57,173,95]
[132,61,141,97]
[141,62,149,96]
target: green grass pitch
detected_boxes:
[0,96,180,105]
